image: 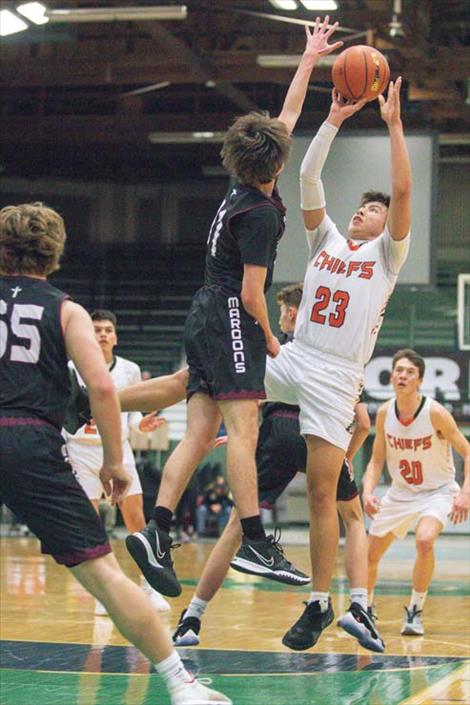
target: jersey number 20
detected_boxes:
[399,459,423,486]
[0,301,44,363]
[310,286,350,328]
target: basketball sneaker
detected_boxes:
[173,610,201,647]
[170,678,232,705]
[401,605,424,636]
[230,530,310,586]
[141,577,171,612]
[282,599,334,650]
[126,520,181,597]
[337,602,385,653]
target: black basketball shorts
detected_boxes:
[0,419,111,567]
[184,286,267,400]
[256,412,358,508]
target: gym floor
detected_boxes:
[1,533,469,705]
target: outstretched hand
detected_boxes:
[328,88,367,126]
[379,77,402,126]
[304,15,343,58]
[139,412,167,433]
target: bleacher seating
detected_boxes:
[51,242,205,375]
[377,286,457,349]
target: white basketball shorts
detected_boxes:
[368,484,459,539]
[66,440,142,500]
[264,340,363,451]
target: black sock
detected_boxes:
[240,515,266,541]
[152,506,173,534]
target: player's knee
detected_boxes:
[71,553,122,598]
[174,367,189,388]
[339,500,363,525]
[307,483,337,511]
[227,425,258,450]
[415,534,435,554]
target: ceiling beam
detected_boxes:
[0,110,429,144]
[136,21,260,114]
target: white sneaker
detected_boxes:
[94,600,108,616]
[147,588,171,612]
[141,578,171,612]
[170,678,232,705]
[401,606,424,636]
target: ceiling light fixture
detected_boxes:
[16,2,48,25]
[257,53,337,67]
[0,9,28,36]
[122,81,171,97]
[46,5,187,23]
[268,1,299,9]
[299,1,338,10]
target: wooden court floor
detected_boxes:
[1,534,469,705]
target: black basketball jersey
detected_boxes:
[205,180,286,294]
[0,276,71,429]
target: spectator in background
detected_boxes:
[196,476,233,537]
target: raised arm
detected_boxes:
[379,77,412,241]
[362,404,387,518]
[301,89,366,231]
[277,16,343,134]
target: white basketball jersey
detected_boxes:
[64,355,143,445]
[294,215,409,366]
[384,396,456,495]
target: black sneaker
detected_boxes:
[282,599,334,650]
[125,520,181,597]
[229,529,310,586]
[337,602,385,653]
[172,609,201,647]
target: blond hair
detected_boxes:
[0,202,66,276]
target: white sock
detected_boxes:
[156,650,193,691]
[350,588,368,611]
[308,591,329,612]
[185,595,208,620]
[409,590,427,611]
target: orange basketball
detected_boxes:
[332,45,390,102]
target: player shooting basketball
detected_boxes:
[245,76,413,651]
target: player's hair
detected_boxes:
[392,348,425,379]
[0,202,66,276]
[221,112,291,186]
[91,309,117,327]
[276,283,303,309]
[359,191,390,209]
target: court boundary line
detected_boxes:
[397,662,470,705]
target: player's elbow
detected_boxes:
[88,375,116,402]
[393,178,412,200]
[241,288,257,315]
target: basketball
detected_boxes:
[332,45,390,102]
